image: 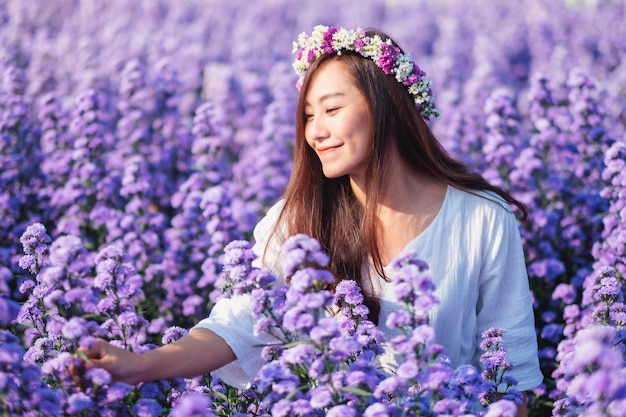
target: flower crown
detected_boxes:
[292,25,440,120]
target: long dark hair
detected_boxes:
[270,29,527,324]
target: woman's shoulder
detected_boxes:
[253,199,286,238]
[251,199,287,278]
[447,186,514,217]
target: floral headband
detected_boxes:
[292,25,440,120]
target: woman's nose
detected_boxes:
[308,115,330,141]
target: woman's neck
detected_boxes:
[349,154,447,265]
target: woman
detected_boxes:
[83,26,542,414]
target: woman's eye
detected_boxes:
[304,114,313,121]
[326,107,339,114]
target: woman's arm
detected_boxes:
[82,328,236,385]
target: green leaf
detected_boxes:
[340,386,372,397]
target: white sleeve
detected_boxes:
[192,200,286,388]
[251,200,285,274]
[476,208,544,392]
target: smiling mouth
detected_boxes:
[317,145,342,153]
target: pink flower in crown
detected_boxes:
[354,37,367,52]
[403,73,418,87]
[379,44,400,74]
[321,27,338,54]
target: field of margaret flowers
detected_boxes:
[1,0,625,415]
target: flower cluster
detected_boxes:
[219,236,517,416]
[0,330,61,415]
[292,25,440,120]
[551,265,626,415]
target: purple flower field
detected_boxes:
[1,0,625,415]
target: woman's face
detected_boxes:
[304,59,372,181]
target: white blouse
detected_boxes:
[194,186,544,391]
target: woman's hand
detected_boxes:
[80,339,148,385]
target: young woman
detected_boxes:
[83,26,542,415]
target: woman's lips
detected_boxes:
[317,144,342,153]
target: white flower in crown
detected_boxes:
[293,59,308,75]
[408,84,420,96]
[311,25,327,38]
[394,55,414,83]
[360,35,384,59]
[332,28,359,51]
[292,25,441,120]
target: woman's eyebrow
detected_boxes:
[305,92,346,106]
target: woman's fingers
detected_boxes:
[76,338,107,369]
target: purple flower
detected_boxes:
[373,376,407,398]
[48,235,85,267]
[281,343,316,365]
[432,398,467,414]
[289,291,330,310]
[270,399,292,417]
[334,280,364,306]
[484,399,518,417]
[309,317,339,343]
[541,323,563,343]
[385,310,412,329]
[452,364,481,385]
[162,326,188,344]
[326,404,357,417]
[61,317,86,339]
[364,402,391,417]
[282,309,315,332]
[66,392,93,414]
[131,398,163,417]
[282,234,330,276]
[563,326,621,375]
[309,385,333,408]
[20,223,51,252]
[18,223,52,274]
[422,363,453,391]
[329,336,360,358]
[397,360,419,379]
[103,382,134,403]
[85,368,112,386]
[170,394,215,417]
[552,283,577,304]
[0,297,21,326]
